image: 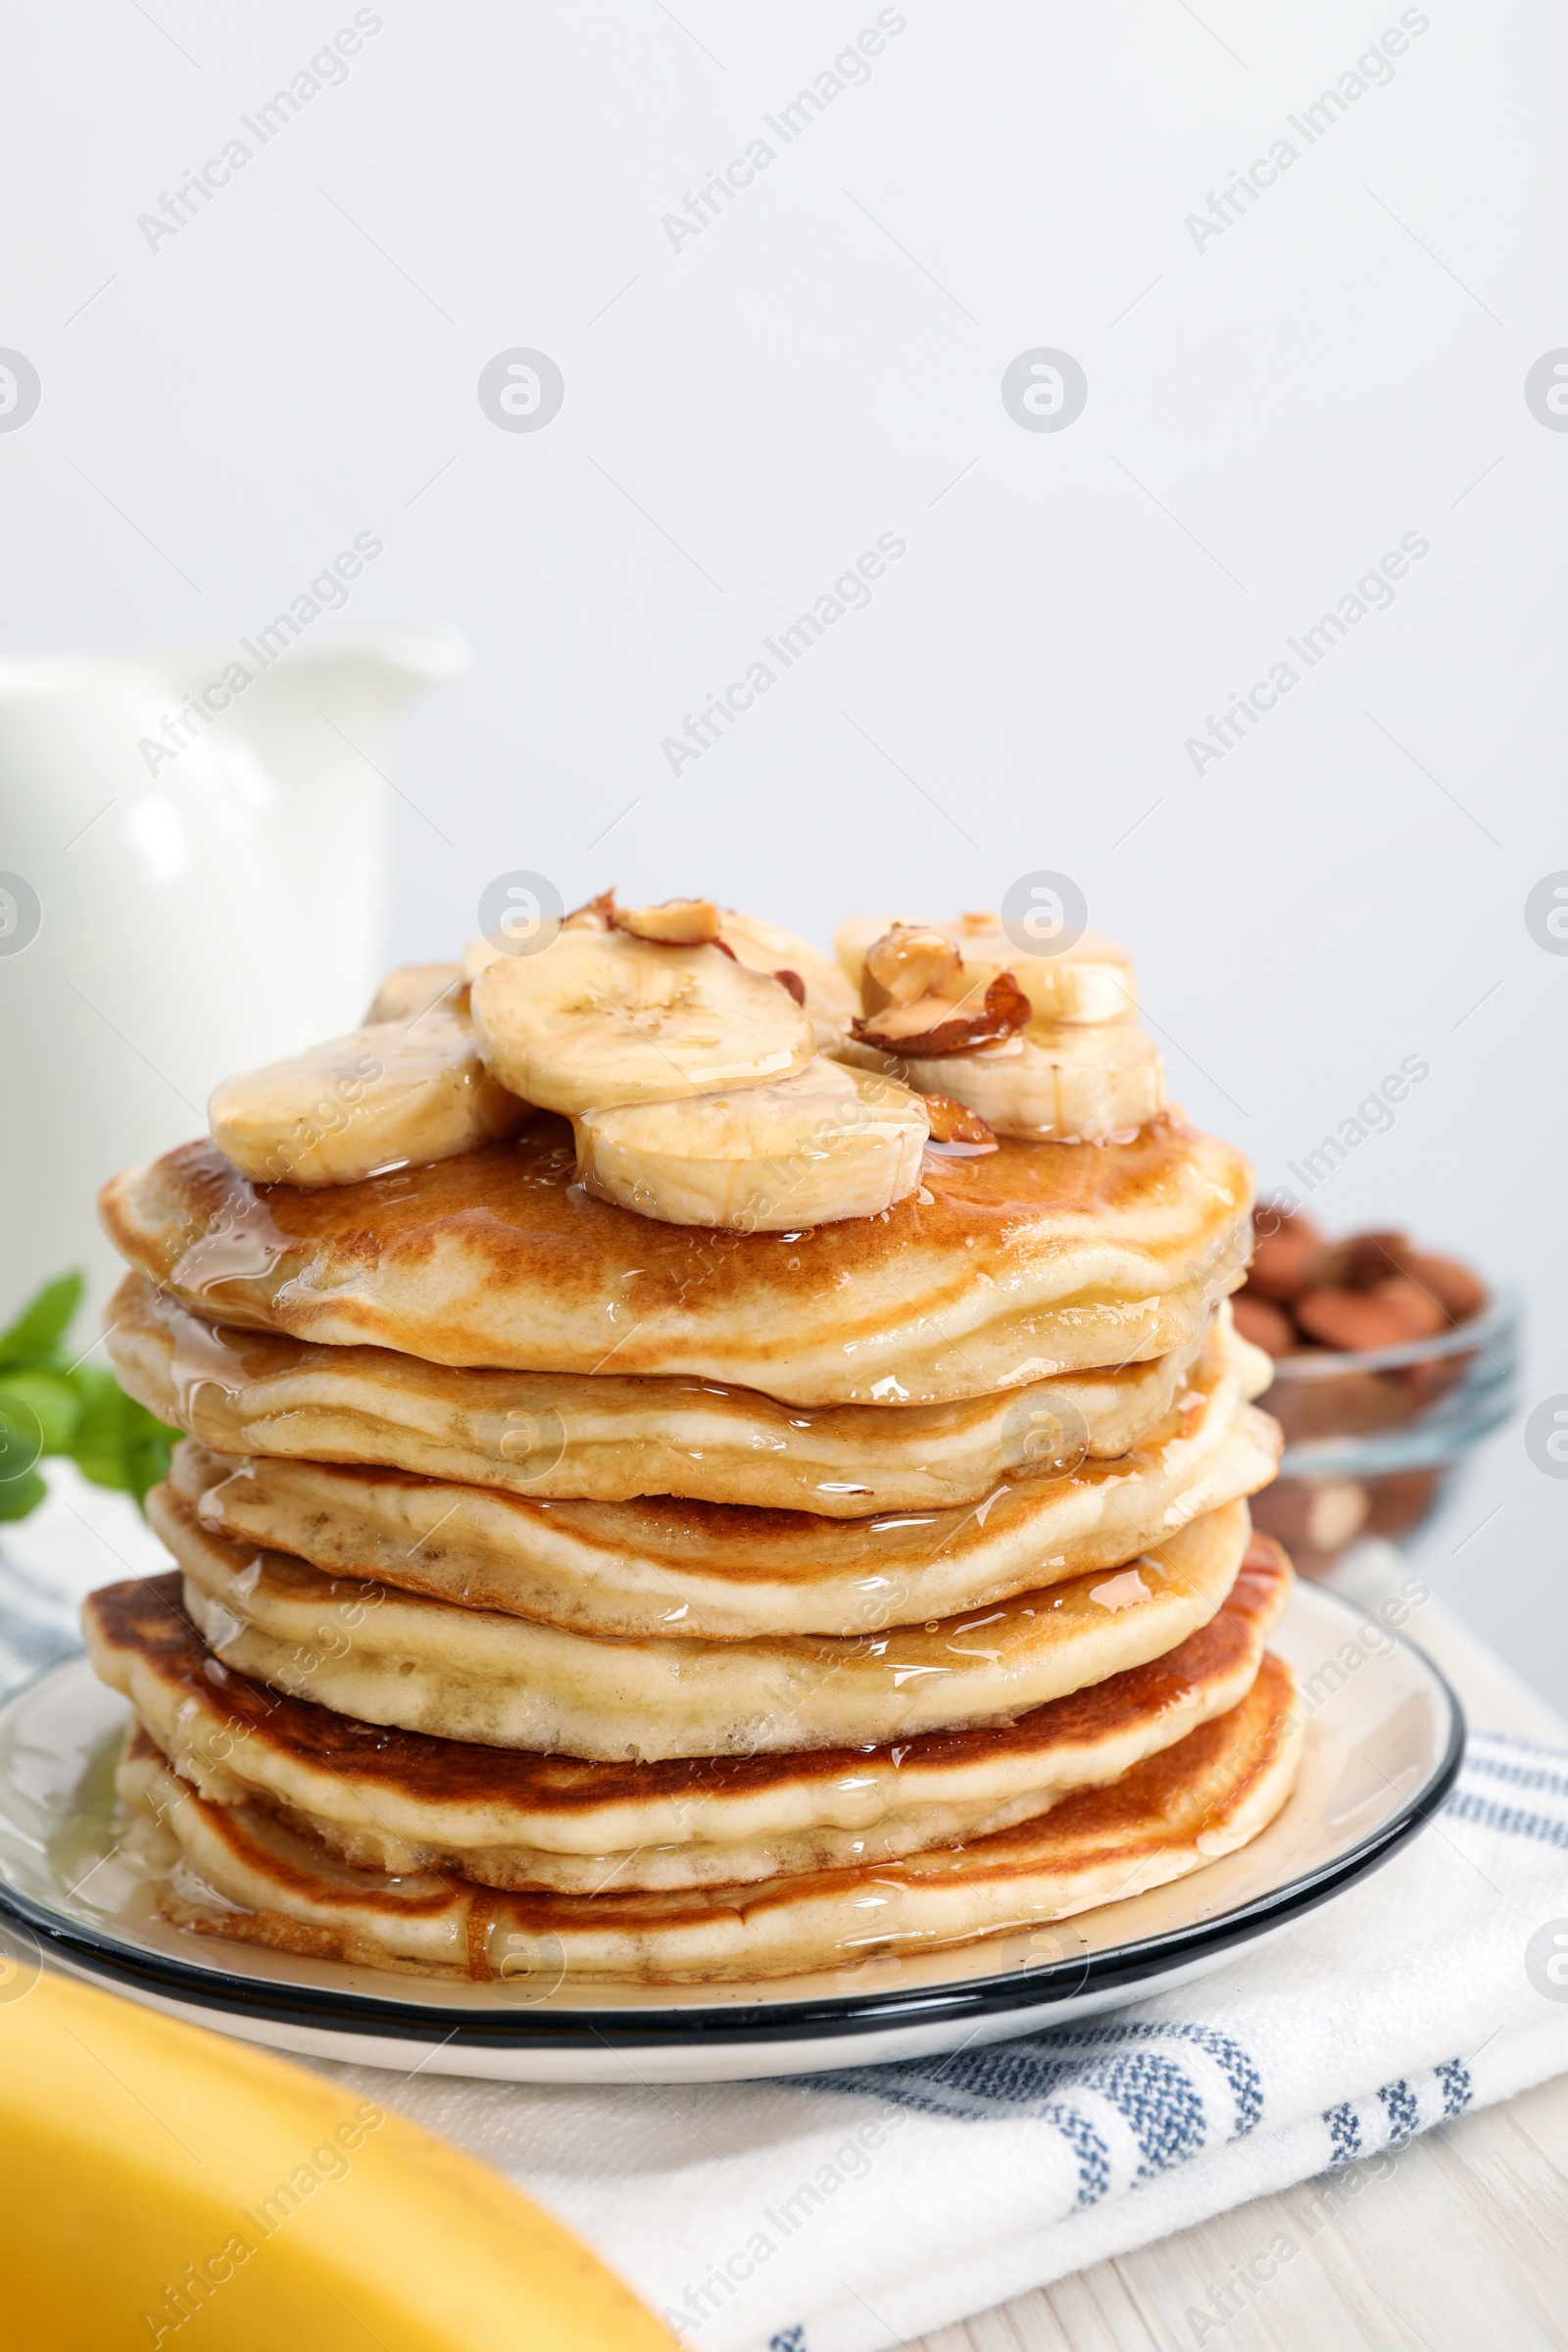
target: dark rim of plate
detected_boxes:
[0,1589,1466,2052]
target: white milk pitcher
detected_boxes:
[0,629,466,1317]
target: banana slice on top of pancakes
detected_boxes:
[469,905,815,1114]
[836,916,1165,1143]
[575,1056,927,1230]
[468,895,929,1228]
[713,907,858,1052]
[207,995,527,1187]
[201,892,1161,1225]
[465,892,857,1051]
[836,908,1138,1027]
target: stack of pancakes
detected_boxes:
[83,913,1299,1986]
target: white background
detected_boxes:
[2,1,1566,1698]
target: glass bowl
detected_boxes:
[1248,1285,1519,1579]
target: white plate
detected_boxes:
[0,1581,1461,2083]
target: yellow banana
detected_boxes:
[0,1966,673,2352]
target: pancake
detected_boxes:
[106,1271,1219,1516]
[116,1652,1301,1981]
[97,1114,1252,1405]
[166,1328,1280,1639]
[84,1540,1291,1891]
[148,1481,1253,1760]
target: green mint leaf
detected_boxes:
[0,1272,85,1370]
[0,1372,79,1458]
[69,1367,176,1507]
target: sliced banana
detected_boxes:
[209,1006,528,1186]
[719,907,858,1051]
[836,910,1136,1025]
[365,962,464,1023]
[838,1021,1164,1142]
[470,926,813,1116]
[574,1055,929,1229]
[469,902,855,1052]
[461,888,619,984]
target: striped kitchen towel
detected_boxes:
[319,1737,1568,2349]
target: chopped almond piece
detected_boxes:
[564,889,617,931]
[854,970,1032,1057]
[919,1092,997,1147]
[861,924,962,1012]
[772,967,807,1005]
[613,897,722,946]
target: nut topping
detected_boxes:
[854,969,1032,1057]
[918,1092,998,1147]
[861,924,962,1012]
[612,897,723,946]
[564,888,617,932]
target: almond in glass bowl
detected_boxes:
[1236,1206,1517,1578]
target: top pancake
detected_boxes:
[99,1114,1252,1405]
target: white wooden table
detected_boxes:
[913,1549,1568,2352]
